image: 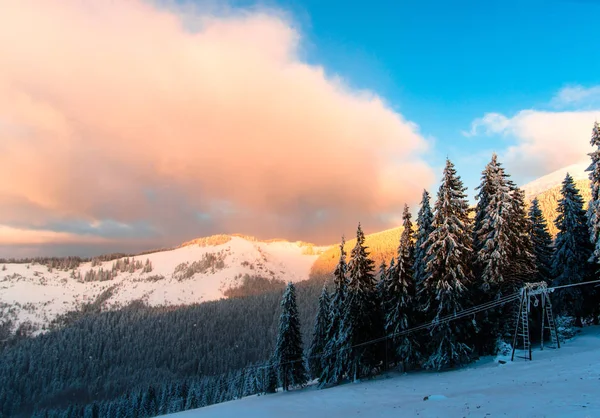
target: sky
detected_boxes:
[1,0,600,257]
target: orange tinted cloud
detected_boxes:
[0,0,434,252]
[0,226,109,246]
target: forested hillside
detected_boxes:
[0,277,325,417]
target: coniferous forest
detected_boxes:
[2,123,600,417]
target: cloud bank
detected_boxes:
[467,106,600,181]
[0,1,434,255]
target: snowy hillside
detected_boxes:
[0,235,328,333]
[521,161,589,199]
[171,327,600,418]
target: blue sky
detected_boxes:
[224,0,600,188]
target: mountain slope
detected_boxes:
[309,227,402,281]
[170,326,600,418]
[521,162,591,236]
[0,235,328,333]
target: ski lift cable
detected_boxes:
[166,278,600,404]
[199,279,600,379]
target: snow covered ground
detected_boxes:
[170,326,600,418]
[0,236,328,332]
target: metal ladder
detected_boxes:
[540,292,560,350]
[511,289,532,361]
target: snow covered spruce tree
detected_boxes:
[473,154,535,291]
[419,159,474,370]
[319,237,348,387]
[378,257,395,370]
[528,198,554,284]
[473,154,515,294]
[376,259,388,299]
[274,282,308,391]
[385,204,421,370]
[552,173,592,326]
[378,258,394,324]
[414,190,434,287]
[587,121,600,264]
[506,184,537,283]
[586,121,600,322]
[337,223,384,381]
[472,155,522,354]
[413,189,434,347]
[264,360,278,394]
[308,285,330,379]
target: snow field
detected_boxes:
[170,326,600,418]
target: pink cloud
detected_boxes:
[0,0,434,250]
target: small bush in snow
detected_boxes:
[556,315,578,341]
[495,338,512,356]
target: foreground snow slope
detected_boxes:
[0,235,327,332]
[172,327,600,418]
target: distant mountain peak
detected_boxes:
[521,161,589,199]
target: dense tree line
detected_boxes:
[300,131,600,391]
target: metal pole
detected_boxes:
[527,289,532,361]
[540,292,546,351]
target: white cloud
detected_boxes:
[466,109,600,180]
[551,85,600,108]
[462,113,510,137]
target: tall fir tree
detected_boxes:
[385,205,420,369]
[528,198,554,285]
[378,257,395,370]
[552,173,592,325]
[585,121,600,323]
[419,159,474,370]
[263,359,278,394]
[587,121,600,264]
[473,154,515,294]
[413,189,434,353]
[375,259,388,308]
[319,237,348,386]
[473,154,503,253]
[506,184,537,283]
[307,285,330,379]
[473,154,535,290]
[274,282,308,391]
[472,155,523,354]
[413,190,434,287]
[337,223,384,381]
[378,258,395,323]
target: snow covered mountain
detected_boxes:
[0,235,329,333]
[520,162,591,235]
[521,161,589,199]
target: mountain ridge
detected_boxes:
[0,235,329,334]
